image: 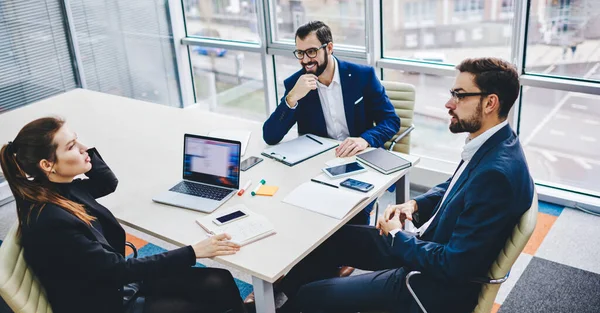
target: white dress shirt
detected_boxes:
[390,120,509,238]
[286,58,349,141]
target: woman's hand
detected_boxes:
[192,233,240,258]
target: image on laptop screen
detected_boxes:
[183,136,240,188]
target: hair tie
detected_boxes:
[6,141,15,153]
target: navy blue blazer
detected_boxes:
[390,125,534,313]
[263,58,400,147]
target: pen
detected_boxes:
[310,179,339,189]
[306,135,323,145]
[251,179,266,196]
[237,180,252,196]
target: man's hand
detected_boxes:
[286,74,318,108]
[376,215,402,236]
[336,137,369,157]
[383,200,417,227]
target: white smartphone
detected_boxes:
[322,161,367,178]
[212,210,248,226]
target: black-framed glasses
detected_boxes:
[449,89,490,103]
[293,43,328,60]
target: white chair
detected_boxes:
[0,223,52,313]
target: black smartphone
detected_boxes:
[340,178,374,193]
[240,156,263,171]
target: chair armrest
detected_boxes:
[405,270,511,313]
[469,272,510,285]
[125,241,138,259]
[405,271,428,313]
[388,124,415,151]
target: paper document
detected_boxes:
[196,204,275,246]
[283,181,369,219]
[208,130,251,156]
[262,135,337,166]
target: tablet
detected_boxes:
[322,161,367,178]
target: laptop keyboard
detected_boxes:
[170,181,232,201]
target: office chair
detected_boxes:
[0,222,139,313]
[405,191,539,313]
[373,81,416,220]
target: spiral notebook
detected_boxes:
[261,134,338,166]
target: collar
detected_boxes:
[316,57,340,89]
[461,120,509,162]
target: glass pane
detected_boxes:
[272,0,366,48]
[71,0,181,107]
[274,55,303,101]
[525,0,600,80]
[183,0,260,43]
[520,87,600,196]
[382,0,514,64]
[191,48,265,121]
[383,70,463,162]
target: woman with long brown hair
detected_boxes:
[0,117,252,313]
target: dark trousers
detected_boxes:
[347,200,375,226]
[279,225,413,313]
[128,267,246,313]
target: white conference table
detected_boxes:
[0,89,420,312]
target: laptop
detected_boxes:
[152,134,241,213]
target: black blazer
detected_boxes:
[18,149,195,313]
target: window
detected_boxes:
[519,87,600,196]
[183,0,260,43]
[272,0,366,49]
[383,70,462,162]
[524,0,600,81]
[0,0,77,113]
[501,0,514,12]
[70,0,181,106]
[275,55,303,102]
[191,49,265,121]
[383,0,513,65]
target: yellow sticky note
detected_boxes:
[256,185,279,196]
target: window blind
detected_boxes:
[69,0,182,107]
[0,0,77,113]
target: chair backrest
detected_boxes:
[381,81,415,154]
[473,191,538,313]
[0,222,53,313]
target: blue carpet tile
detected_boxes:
[538,201,564,217]
[499,257,600,313]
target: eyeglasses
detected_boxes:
[449,89,490,103]
[293,43,328,60]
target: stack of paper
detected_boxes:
[208,129,252,156]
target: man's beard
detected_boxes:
[302,50,329,77]
[449,99,483,133]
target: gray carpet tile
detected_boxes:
[499,257,600,313]
[495,253,533,305]
[536,207,600,274]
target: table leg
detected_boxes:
[395,171,411,204]
[252,276,276,313]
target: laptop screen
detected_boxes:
[183,135,241,189]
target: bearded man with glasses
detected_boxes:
[262,21,400,227]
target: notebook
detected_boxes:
[282,181,369,219]
[208,129,251,156]
[196,204,276,246]
[355,148,412,175]
[262,134,338,166]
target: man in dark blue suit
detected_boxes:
[276,57,535,313]
[262,21,400,226]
